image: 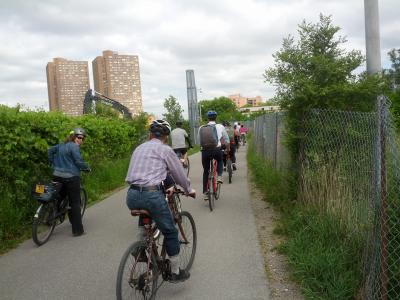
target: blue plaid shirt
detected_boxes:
[125,138,192,193]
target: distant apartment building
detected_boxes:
[92,50,143,116]
[228,94,262,108]
[46,58,90,116]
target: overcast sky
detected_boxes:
[0,0,398,117]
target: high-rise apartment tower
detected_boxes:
[46,58,90,116]
[92,50,143,116]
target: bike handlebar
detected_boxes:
[174,188,195,198]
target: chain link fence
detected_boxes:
[251,97,400,299]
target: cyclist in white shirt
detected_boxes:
[171,121,192,166]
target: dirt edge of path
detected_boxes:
[248,180,304,300]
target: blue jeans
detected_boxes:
[126,188,179,257]
[201,148,223,193]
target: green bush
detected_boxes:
[0,105,146,252]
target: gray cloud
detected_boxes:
[0,0,398,116]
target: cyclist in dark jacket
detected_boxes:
[48,128,90,237]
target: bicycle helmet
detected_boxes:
[150,119,172,137]
[207,111,217,118]
[70,127,86,136]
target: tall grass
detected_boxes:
[83,156,131,204]
[299,163,373,237]
[247,140,364,299]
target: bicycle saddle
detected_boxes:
[131,209,151,217]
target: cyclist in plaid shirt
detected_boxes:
[125,119,196,283]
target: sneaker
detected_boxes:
[169,268,190,283]
[203,193,209,201]
[217,176,223,183]
[73,231,85,237]
[232,163,237,171]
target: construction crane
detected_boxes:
[83,89,132,119]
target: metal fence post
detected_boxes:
[378,96,389,300]
[274,112,278,169]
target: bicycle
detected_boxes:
[240,134,246,146]
[206,158,221,212]
[116,187,197,300]
[176,151,190,177]
[32,181,87,246]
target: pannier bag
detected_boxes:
[199,124,218,150]
[32,182,62,202]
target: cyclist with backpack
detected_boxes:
[198,111,229,201]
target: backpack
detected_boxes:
[199,124,218,150]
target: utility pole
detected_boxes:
[186,70,200,145]
[364,0,381,74]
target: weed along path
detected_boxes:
[0,147,270,299]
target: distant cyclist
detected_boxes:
[233,124,241,149]
[198,111,229,201]
[239,124,248,145]
[171,120,192,167]
[222,121,237,171]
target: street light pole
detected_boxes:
[198,88,202,123]
[364,0,381,74]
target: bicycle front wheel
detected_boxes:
[80,187,87,217]
[208,189,214,212]
[116,241,158,300]
[177,211,197,271]
[32,202,57,246]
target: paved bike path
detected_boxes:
[0,145,270,299]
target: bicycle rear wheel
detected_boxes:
[177,211,197,271]
[32,202,57,246]
[116,241,158,300]
[80,187,87,217]
[227,159,233,184]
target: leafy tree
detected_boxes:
[384,49,400,127]
[199,96,245,123]
[385,48,400,90]
[162,95,184,128]
[93,102,121,118]
[264,14,385,157]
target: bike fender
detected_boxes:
[34,204,43,218]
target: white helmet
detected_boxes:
[150,119,172,136]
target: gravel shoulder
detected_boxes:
[248,180,304,300]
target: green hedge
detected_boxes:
[0,105,147,250]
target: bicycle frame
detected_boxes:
[132,189,191,288]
